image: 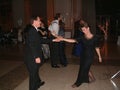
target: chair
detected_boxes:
[110,70,120,79]
[110,70,120,90]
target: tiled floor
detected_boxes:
[0,36,120,90]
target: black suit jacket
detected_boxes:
[24,25,51,64]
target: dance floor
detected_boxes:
[0,36,120,90]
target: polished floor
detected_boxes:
[0,35,120,90]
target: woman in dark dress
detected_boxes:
[60,21,102,88]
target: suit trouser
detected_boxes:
[59,42,67,65]
[50,42,60,65]
[25,61,41,90]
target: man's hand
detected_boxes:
[53,36,64,42]
[35,57,41,63]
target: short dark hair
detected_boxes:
[80,21,89,28]
[54,13,61,20]
[30,15,40,24]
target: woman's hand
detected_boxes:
[98,57,102,63]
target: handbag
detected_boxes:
[72,43,83,57]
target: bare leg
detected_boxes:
[89,70,96,83]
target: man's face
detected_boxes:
[34,17,41,28]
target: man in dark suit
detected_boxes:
[24,16,59,90]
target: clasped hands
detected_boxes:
[53,36,64,42]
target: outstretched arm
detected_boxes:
[53,36,78,43]
[62,38,77,43]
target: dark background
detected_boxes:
[95,0,120,35]
[96,0,120,15]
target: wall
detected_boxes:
[54,0,73,29]
[0,0,13,31]
[12,0,24,28]
[53,0,96,34]
[30,0,47,19]
[12,0,47,27]
[11,0,96,33]
[82,0,96,33]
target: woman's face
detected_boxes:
[81,27,89,34]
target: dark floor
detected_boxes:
[0,35,120,90]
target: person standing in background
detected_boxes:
[58,20,68,67]
[48,13,62,68]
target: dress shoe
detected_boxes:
[37,81,45,88]
[61,64,67,67]
[51,65,60,68]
